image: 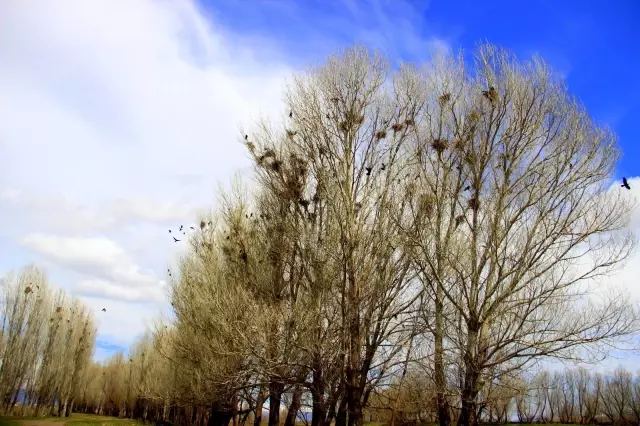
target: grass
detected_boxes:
[0,413,144,426]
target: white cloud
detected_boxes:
[0,0,292,354]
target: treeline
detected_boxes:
[370,366,640,425]
[0,265,97,417]
[3,42,639,426]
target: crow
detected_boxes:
[622,177,631,190]
[168,229,171,233]
[464,185,471,191]
[365,166,372,176]
[381,163,386,171]
[102,308,106,312]
[289,110,293,118]
[173,237,180,242]
[244,134,248,140]
[190,226,195,230]
[179,225,183,231]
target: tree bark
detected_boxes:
[268,380,284,426]
[254,386,266,426]
[284,385,302,426]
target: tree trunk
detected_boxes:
[434,284,450,426]
[458,327,481,426]
[64,399,74,417]
[254,386,266,426]
[284,386,302,426]
[311,360,327,426]
[207,406,233,426]
[335,396,347,426]
[268,380,284,426]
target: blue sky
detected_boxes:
[2,0,639,367]
[198,0,640,178]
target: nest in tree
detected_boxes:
[419,194,435,217]
[439,93,451,105]
[405,118,415,126]
[339,121,349,132]
[375,129,387,139]
[468,197,480,211]
[298,198,310,209]
[455,214,465,228]
[270,160,282,173]
[56,306,62,313]
[391,123,404,133]
[24,286,32,294]
[468,111,480,122]
[431,139,448,153]
[453,139,466,152]
[482,86,498,103]
[200,220,206,230]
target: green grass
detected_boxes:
[0,413,144,426]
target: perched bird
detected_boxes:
[244,134,248,140]
[289,110,293,118]
[622,177,631,190]
[381,163,386,171]
[365,166,372,176]
[102,308,106,312]
[464,185,471,191]
[173,237,180,242]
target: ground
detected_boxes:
[0,413,143,426]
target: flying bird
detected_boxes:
[173,237,180,242]
[622,177,631,190]
[102,308,106,312]
[190,226,195,230]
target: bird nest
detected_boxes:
[468,197,480,211]
[375,129,387,140]
[431,139,448,153]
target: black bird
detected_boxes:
[179,225,183,231]
[289,110,293,118]
[173,237,180,242]
[102,308,106,312]
[190,226,195,230]
[464,185,471,191]
[622,177,631,190]
[365,166,372,176]
[244,134,248,140]
[381,163,386,171]
[168,229,172,233]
